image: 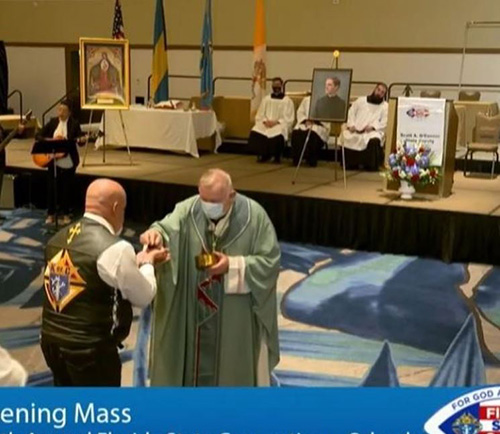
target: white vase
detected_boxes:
[399,180,416,200]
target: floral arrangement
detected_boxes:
[385,142,440,185]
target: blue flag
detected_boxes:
[152,0,169,103]
[200,0,213,109]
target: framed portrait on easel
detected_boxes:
[79,37,130,110]
[308,68,352,123]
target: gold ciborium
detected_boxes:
[195,250,217,270]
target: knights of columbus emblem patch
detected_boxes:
[425,387,500,434]
[43,249,86,312]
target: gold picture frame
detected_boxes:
[79,37,130,110]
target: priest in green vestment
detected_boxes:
[140,169,280,386]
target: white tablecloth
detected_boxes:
[98,107,221,157]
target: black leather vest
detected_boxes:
[42,217,132,346]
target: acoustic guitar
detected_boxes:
[32,130,91,169]
[32,142,68,169]
[0,109,33,153]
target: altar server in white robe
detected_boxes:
[339,83,388,170]
[248,77,295,163]
[291,96,331,167]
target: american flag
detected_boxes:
[112,0,125,39]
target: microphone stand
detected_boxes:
[52,152,59,231]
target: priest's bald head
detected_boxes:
[85,178,127,235]
[198,169,236,220]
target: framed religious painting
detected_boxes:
[309,68,352,123]
[79,37,130,110]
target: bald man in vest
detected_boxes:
[41,178,168,386]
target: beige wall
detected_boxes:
[6,47,66,120]
[10,45,500,120]
[4,0,500,119]
[1,0,500,48]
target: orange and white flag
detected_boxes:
[250,0,266,119]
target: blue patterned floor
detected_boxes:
[1,208,499,387]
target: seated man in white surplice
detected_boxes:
[291,96,331,167]
[339,83,388,171]
[248,77,295,164]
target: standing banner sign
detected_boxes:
[397,97,446,166]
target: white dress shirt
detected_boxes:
[84,213,157,307]
[0,346,27,387]
[52,119,73,169]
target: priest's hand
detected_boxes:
[347,126,356,133]
[140,229,163,248]
[364,126,375,133]
[207,251,229,276]
[137,247,170,266]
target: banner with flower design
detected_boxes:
[397,97,446,166]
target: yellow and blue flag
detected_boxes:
[152,0,169,103]
[200,0,213,109]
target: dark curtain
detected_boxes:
[0,41,8,114]
[10,167,500,266]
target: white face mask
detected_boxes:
[201,200,225,220]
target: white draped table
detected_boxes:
[98,106,221,157]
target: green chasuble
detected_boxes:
[149,193,280,386]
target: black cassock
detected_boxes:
[291,128,325,167]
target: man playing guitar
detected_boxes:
[35,100,85,225]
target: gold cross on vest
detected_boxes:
[67,223,82,244]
